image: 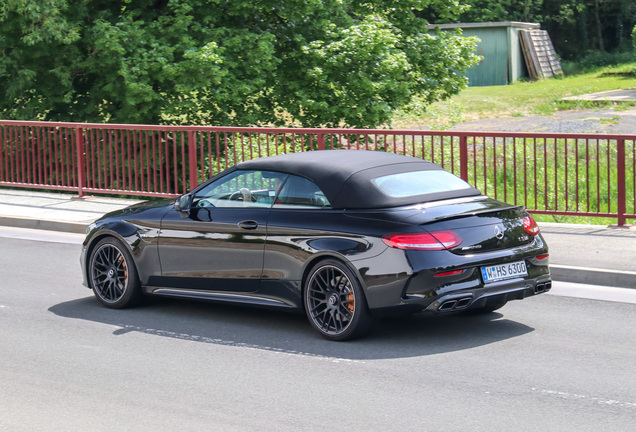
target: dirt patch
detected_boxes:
[450,108,636,134]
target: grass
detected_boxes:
[393,59,636,225]
[393,61,636,130]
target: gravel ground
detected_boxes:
[450,108,636,134]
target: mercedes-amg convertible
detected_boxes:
[81,150,551,340]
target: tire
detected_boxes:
[88,237,141,309]
[303,259,372,341]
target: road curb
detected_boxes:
[550,264,636,289]
[0,216,88,234]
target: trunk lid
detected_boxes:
[400,197,534,254]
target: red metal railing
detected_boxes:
[1,120,635,225]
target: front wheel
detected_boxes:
[303,259,372,341]
[88,237,141,309]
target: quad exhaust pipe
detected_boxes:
[535,281,552,294]
[438,297,473,311]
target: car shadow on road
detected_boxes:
[49,295,534,361]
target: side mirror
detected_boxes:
[174,194,193,216]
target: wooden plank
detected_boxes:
[544,35,563,75]
[519,30,539,78]
[519,29,562,79]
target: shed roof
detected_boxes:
[426,21,540,30]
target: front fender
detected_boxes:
[81,220,161,287]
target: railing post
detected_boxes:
[188,130,198,190]
[617,138,626,227]
[75,127,85,197]
[317,133,325,151]
[459,134,468,182]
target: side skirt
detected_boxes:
[145,287,297,309]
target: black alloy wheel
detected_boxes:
[89,237,141,308]
[304,259,372,341]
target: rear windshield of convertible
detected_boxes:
[371,170,474,198]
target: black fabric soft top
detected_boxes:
[237,150,481,209]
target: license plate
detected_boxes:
[481,260,528,283]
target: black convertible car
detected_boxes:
[81,150,551,340]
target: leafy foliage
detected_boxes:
[452,0,543,23]
[0,0,479,127]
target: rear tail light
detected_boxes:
[435,269,465,277]
[523,216,540,236]
[382,230,462,251]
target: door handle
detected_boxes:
[238,220,259,230]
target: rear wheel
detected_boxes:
[89,237,141,308]
[304,259,372,341]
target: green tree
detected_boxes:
[457,0,543,23]
[539,0,636,58]
[0,0,479,128]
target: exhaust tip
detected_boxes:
[455,298,472,309]
[535,281,552,294]
[439,300,457,311]
[438,297,473,311]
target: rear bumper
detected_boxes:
[366,273,551,317]
[422,276,552,313]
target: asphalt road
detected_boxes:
[1,229,635,432]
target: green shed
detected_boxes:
[428,21,540,87]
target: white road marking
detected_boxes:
[548,281,636,304]
[532,388,636,409]
[113,325,362,364]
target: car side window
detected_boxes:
[274,175,331,209]
[193,170,288,208]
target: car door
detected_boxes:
[262,174,337,282]
[157,169,286,293]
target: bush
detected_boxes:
[633,25,636,55]
[561,50,635,75]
